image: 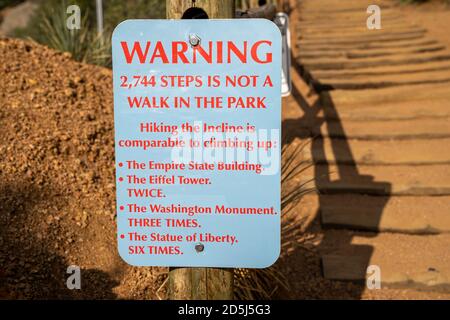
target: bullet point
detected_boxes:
[118,162,123,167]
[119,177,124,182]
[119,206,124,211]
[120,234,125,239]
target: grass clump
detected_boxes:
[14,0,165,67]
[234,140,315,300]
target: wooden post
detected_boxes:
[166,0,234,300]
[169,268,234,299]
[166,0,235,19]
[248,0,258,8]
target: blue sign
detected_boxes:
[112,19,281,268]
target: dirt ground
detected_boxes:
[0,38,167,299]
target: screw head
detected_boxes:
[195,243,204,253]
[188,33,201,47]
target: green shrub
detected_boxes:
[37,1,110,65]
[103,0,165,30]
[14,0,165,67]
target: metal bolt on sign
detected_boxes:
[188,33,201,47]
[195,243,204,253]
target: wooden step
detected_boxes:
[298,15,406,28]
[297,21,419,33]
[321,230,450,292]
[316,194,450,233]
[300,5,393,16]
[337,45,445,58]
[320,99,450,121]
[314,118,450,139]
[300,49,450,65]
[300,52,450,71]
[299,30,426,44]
[318,194,450,234]
[303,138,450,165]
[297,39,440,52]
[298,164,450,195]
[300,0,390,11]
[309,61,450,79]
[298,20,408,31]
[300,0,390,9]
[298,26,425,37]
[299,11,401,21]
[298,44,445,60]
[299,32,425,47]
[313,69,450,90]
[300,193,450,233]
[299,9,398,18]
[323,83,450,106]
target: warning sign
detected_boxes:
[112,19,281,268]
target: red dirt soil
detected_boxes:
[0,38,167,299]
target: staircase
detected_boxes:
[293,0,450,293]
